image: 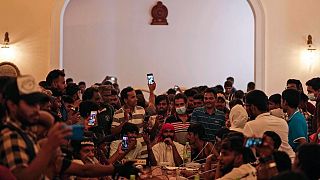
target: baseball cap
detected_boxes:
[4,75,48,105]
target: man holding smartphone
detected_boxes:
[108,123,144,164]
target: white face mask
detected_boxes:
[307,93,316,101]
[176,106,187,115]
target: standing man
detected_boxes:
[243,90,295,159]
[111,86,145,135]
[306,77,320,135]
[281,89,308,151]
[191,88,225,142]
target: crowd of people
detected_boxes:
[0,69,319,180]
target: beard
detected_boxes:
[221,162,234,175]
[157,109,167,116]
[16,109,39,126]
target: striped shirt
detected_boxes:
[112,106,145,133]
[191,107,225,141]
[165,115,191,145]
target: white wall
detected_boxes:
[261,0,320,95]
[63,0,254,93]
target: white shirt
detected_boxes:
[217,164,257,180]
[243,113,295,159]
[152,141,184,167]
[109,139,143,160]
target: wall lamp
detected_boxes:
[1,32,10,48]
[307,35,316,51]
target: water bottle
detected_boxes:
[184,142,192,163]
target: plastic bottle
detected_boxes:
[130,175,135,180]
[184,142,192,163]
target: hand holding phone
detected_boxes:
[88,111,97,126]
[245,137,263,148]
[147,73,155,85]
[121,136,129,151]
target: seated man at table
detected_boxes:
[108,123,144,164]
[214,136,257,180]
[152,123,184,166]
[187,124,219,163]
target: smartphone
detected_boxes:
[245,137,263,148]
[147,73,155,85]
[66,124,84,141]
[88,111,97,126]
[121,136,129,151]
[174,85,179,91]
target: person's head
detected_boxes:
[245,90,268,119]
[294,144,320,180]
[184,89,198,110]
[224,80,233,94]
[79,101,99,119]
[135,89,146,108]
[39,94,51,111]
[258,131,282,159]
[166,88,176,95]
[66,78,73,84]
[73,138,95,163]
[46,69,66,92]
[215,95,226,111]
[82,87,103,106]
[273,151,292,173]
[155,94,169,116]
[109,89,121,110]
[306,77,320,101]
[62,95,75,113]
[66,83,80,101]
[286,79,300,91]
[4,76,47,126]
[187,124,205,146]
[298,93,309,111]
[78,81,86,94]
[193,93,204,108]
[229,99,244,110]
[214,85,224,93]
[229,104,248,132]
[174,93,187,115]
[226,77,234,85]
[121,122,139,143]
[234,90,244,101]
[120,86,137,108]
[158,123,175,142]
[247,82,255,92]
[98,85,112,104]
[281,89,300,112]
[268,94,282,111]
[219,136,247,171]
[204,88,217,110]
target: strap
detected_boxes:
[1,125,36,163]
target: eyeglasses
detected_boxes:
[163,130,174,133]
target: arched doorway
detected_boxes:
[50,0,265,90]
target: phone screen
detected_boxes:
[245,138,262,148]
[88,111,97,126]
[121,136,129,151]
[147,73,155,85]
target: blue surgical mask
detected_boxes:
[176,106,186,114]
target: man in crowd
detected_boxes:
[243,90,295,159]
[111,86,145,135]
[184,88,198,114]
[214,136,257,180]
[193,93,204,108]
[46,69,68,121]
[0,75,72,179]
[247,82,255,93]
[268,94,285,119]
[282,89,308,151]
[166,93,191,145]
[108,123,144,164]
[83,87,114,137]
[191,88,225,142]
[78,81,86,95]
[306,77,320,135]
[151,123,184,166]
[186,124,218,163]
[148,94,170,142]
[224,80,235,101]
